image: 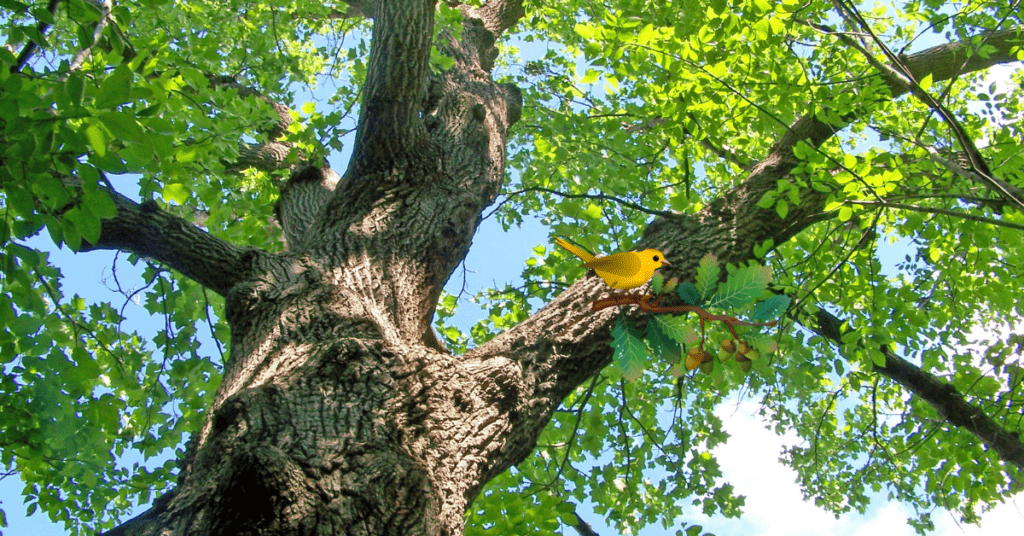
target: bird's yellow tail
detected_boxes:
[555,237,596,263]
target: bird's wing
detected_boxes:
[584,252,641,278]
[555,238,596,263]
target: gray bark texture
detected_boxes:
[88,1,1023,533]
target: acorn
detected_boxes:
[700,348,714,374]
[720,339,737,361]
[685,347,707,371]
[737,341,753,356]
[736,353,752,373]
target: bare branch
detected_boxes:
[505,186,678,218]
[77,185,260,297]
[812,308,1024,470]
[846,199,1024,231]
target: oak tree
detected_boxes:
[0,0,1021,534]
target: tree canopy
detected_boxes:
[0,0,1022,534]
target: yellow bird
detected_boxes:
[555,237,671,290]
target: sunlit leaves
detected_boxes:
[161,183,191,205]
[495,0,1024,532]
[2,0,1021,533]
[83,124,107,157]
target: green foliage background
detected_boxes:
[0,0,1021,534]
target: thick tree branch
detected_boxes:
[79,186,260,297]
[465,0,525,36]
[347,0,435,175]
[812,308,1024,470]
[275,166,341,250]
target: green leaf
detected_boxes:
[64,207,101,245]
[645,317,679,359]
[0,0,29,13]
[677,282,700,305]
[574,23,598,40]
[695,253,720,300]
[83,124,107,156]
[64,73,85,108]
[162,183,191,205]
[33,174,70,209]
[751,294,791,321]
[651,271,664,295]
[707,265,772,309]
[582,203,602,220]
[98,111,146,144]
[94,65,133,109]
[612,315,647,381]
[871,349,888,368]
[6,185,35,216]
[776,199,789,219]
[649,314,691,344]
[757,191,777,209]
[83,188,118,219]
[745,332,778,354]
[61,214,82,250]
[918,73,933,91]
[31,5,55,25]
[68,0,104,21]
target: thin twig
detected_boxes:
[503,186,677,218]
[846,199,1024,231]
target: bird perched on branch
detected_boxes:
[555,237,670,291]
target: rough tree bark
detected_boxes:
[82,0,1023,533]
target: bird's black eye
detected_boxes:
[653,255,660,261]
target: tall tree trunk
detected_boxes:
[90,0,1024,531]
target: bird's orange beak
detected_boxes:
[661,260,671,266]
